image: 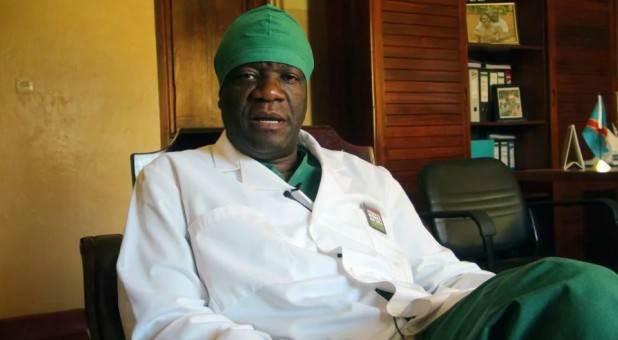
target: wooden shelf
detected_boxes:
[467,0,548,170]
[469,43,544,53]
[471,120,546,127]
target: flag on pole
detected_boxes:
[582,95,609,158]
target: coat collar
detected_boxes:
[210,130,353,195]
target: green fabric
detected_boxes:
[260,145,321,201]
[214,4,314,85]
[423,257,618,339]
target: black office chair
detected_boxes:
[418,157,618,273]
[81,126,374,339]
[130,127,223,185]
[80,234,125,340]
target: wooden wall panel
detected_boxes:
[372,0,468,199]
[548,0,616,165]
[310,0,373,147]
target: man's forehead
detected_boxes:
[235,62,302,71]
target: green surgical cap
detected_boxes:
[214,5,314,86]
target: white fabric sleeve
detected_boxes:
[378,171,494,335]
[117,159,271,340]
[382,169,495,294]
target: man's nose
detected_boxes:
[253,76,285,101]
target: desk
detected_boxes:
[515,168,618,182]
[515,168,618,264]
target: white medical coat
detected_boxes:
[117,130,494,340]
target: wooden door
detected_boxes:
[370,0,469,201]
[154,0,267,145]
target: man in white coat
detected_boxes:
[117,4,618,340]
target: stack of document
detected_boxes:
[468,61,512,122]
[489,134,516,169]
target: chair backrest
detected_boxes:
[130,125,375,184]
[419,157,536,262]
[303,125,375,164]
[80,234,125,340]
[130,127,223,185]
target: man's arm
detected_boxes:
[383,172,494,293]
[117,158,270,340]
[378,173,493,334]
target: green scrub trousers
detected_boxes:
[423,257,618,339]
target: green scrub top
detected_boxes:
[259,145,322,201]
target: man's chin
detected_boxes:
[227,125,300,159]
[238,137,295,160]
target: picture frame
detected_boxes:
[466,2,519,45]
[492,85,524,120]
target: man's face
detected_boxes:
[218,62,307,161]
[490,10,499,22]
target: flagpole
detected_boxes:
[598,95,603,158]
[594,94,611,172]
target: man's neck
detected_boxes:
[267,152,299,181]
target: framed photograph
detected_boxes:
[492,85,524,120]
[466,3,519,45]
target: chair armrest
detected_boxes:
[419,210,497,271]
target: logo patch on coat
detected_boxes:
[362,203,386,234]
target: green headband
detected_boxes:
[214,5,314,85]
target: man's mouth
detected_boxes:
[251,113,286,127]
[253,117,285,124]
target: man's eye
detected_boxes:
[238,72,257,81]
[281,73,301,83]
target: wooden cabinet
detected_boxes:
[467,0,550,170]
[368,0,616,201]
[154,0,267,145]
[465,0,616,170]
